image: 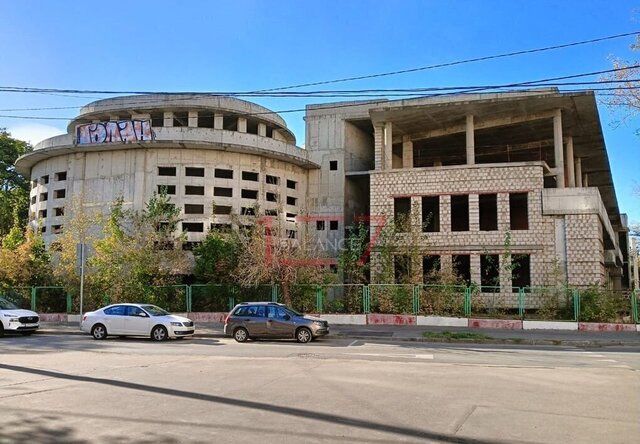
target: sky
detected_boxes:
[0,0,638,223]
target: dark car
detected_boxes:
[224,302,329,343]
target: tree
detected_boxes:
[0,129,31,238]
[193,228,239,284]
[0,225,52,290]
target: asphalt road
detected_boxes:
[1,335,639,443]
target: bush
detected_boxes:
[579,286,617,323]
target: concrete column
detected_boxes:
[163,111,174,127]
[374,124,384,170]
[258,123,267,137]
[272,129,285,141]
[384,122,393,171]
[470,254,481,288]
[214,113,224,129]
[188,111,198,128]
[565,136,575,187]
[468,194,479,231]
[402,136,413,168]
[575,158,583,187]
[583,174,589,187]
[466,114,475,165]
[238,117,247,133]
[553,109,565,188]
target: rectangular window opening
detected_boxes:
[213,205,232,215]
[329,160,338,171]
[451,195,469,232]
[509,193,529,230]
[40,192,48,202]
[480,254,500,289]
[286,179,297,190]
[184,204,204,214]
[266,175,280,185]
[52,225,63,234]
[479,194,498,231]
[214,168,233,179]
[185,167,205,177]
[197,112,214,128]
[38,209,47,218]
[41,175,49,185]
[54,207,64,217]
[422,196,440,232]
[316,220,325,230]
[54,189,65,199]
[394,255,411,284]
[210,223,231,231]
[173,111,188,127]
[214,187,233,197]
[423,255,441,284]
[266,192,278,202]
[157,185,176,195]
[185,185,205,195]
[31,196,36,204]
[182,222,204,233]
[241,207,256,216]
[512,254,531,290]
[329,220,338,231]
[55,171,67,181]
[452,255,471,285]
[158,166,176,176]
[151,112,164,127]
[242,171,259,182]
[394,197,411,232]
[241,189,258,199]
[286,196,297,206]
[182,241,201,251]
[223,115,238,131]
[265,209,278,217]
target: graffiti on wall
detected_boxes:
[76,120,155,144]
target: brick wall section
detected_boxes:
[369,163,603,289]
[565,213,605,285]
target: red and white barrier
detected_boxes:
[522,320,578,331]
[366,314,416,325]
[417,316,468,327]
[578,322,637,332]
[469,319,523,330]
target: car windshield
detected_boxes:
[286,307,303,317]
[0,297,20,310]
[140,305,170,316]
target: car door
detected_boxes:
[124,305,151,335]
[102,305,127,334]
[266,306,295,338]
[242,305,267,337]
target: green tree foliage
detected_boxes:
[0,225,52,289]
[193,229,239,284]
[0,129,31,238]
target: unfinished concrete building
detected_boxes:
[306,90,634,291]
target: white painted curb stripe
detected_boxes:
[416,316,468,327]
[319,314,367,325]
[522,320,578,331]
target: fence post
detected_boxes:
[464,287,471,317]
[363,285,370,314]
[229,287,236,311]
[271,285,279,303]
[186,285,192,313]
[31,287,37,312]
[66,292,72,313]
[631,289,638,324]
[572,289,580,322]
[412,285,420,315]
[518,288,525,319]
[316,286,323,313]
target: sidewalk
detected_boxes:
[37,322,640,347]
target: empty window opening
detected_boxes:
[246,119,258,135]
[241,189,258,199]
[286,229,297,239]
[223,115,238,131]
[214,205,232,215]
[182,222,204,232]
[451,195,469,231]
[286,212,296,219]
[55,172,67,181]
[511,254,531,290]
[185,167,205,177]
[329,160,338,171]
[184,204,204,214]
[185,185,205,195]
[480,255,500,289]
[266,127,274,138]
[329,220,339,231]
[316,220,325,230]
[241,207,256,216]
[158,166,176,176]
[40,192,48,202]
[422,196,440,232]
[151,112,164,127]
[41,226,46,233]
[394,255,411,284]
[173,111,188,127]
[197,112,214,128]
[266,192,278,202]
[479,194,498,231]
[265,209,278,216]
[413,133,466,167]
[54,207,64,217]
[214,187,233,197]
[423,255,441,284]
[52,225,63,234]
[286,196,297,206]
[38,209,47,218]
[182,242,201,251]
[154,241,174,250]
[286,179,297,190]
[31,180,38,189]
[54,189,65,199]
[210,223,231,231]
[509,193,529,230]
[214,168,233,179]
[394,197,411,232]
[452,255,471,285]
[266,175,280,185]
[41,175,49,185]
[158,185,176,195]
[242,171,259,181]
[31,196,36,204]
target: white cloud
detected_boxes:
[6,123,65,146]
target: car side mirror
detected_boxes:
[283,314,291,321]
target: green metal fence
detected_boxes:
[2,284,639,323]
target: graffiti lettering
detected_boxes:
[76,120,155,144]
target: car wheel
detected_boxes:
[296,327,312,344]
[151,325,168,341]
[91,324,107,340]
[233,327,249,343]
[0,323,4,338]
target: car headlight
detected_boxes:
[170,322,183,327]
[3,313,17,317]
[313,321,324,326]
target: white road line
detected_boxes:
[598,359,618,363]
[348,340,359,347]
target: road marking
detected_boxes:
[348,340,359,347]
[598,359,618,363]
[350,352,434,360]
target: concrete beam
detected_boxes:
[402,135,413,168]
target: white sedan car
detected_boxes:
[0,296,39,337]
[81,303,194,341]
